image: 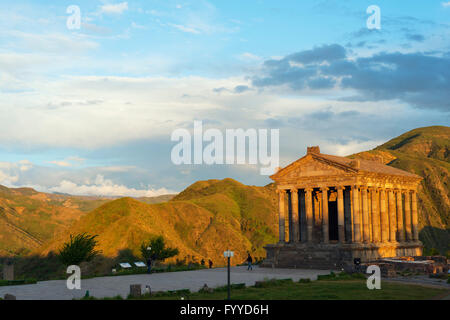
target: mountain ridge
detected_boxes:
[0,126,448,260]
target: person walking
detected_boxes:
[246,253,253,271]
[146,256,152,274]
[208,259,213,269]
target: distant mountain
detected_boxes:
[0,186,174,257]
[351,126,449,253]
[2,126,448,261]
[40,179,278,265]
[137,194,177,204]
[0,186,109,256]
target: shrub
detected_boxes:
[254,278,292,288]
[298,278,311,284]
[0,279,37,286]
[140,236,179,262]
[58,233,100,266]
[423,247,440,256]
[231,283,246,289]
[317,272,337,281]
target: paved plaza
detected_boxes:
[0,266,333,300]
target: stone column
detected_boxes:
[396,189,405,242]
[361,186,370,243]
[291,188,299,243]
[404,191,412,241]
[352,185,361,243]
[321,187,329,244]
[379,188,389,243]
[337,186,345,243]
[411,190,419,241]
[299,190,307,242]
[278,189,286,243]
[305,188,314,243]
[344,188,353,243]
[370,187,380,243]
[388,189,397,242]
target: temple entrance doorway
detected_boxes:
[328,201,338,241]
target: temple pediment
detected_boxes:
[271,153,357,182]
[270,146,421,183]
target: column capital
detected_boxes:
[276,189,286,194]
[320,187,329,191]
[360,185,368,191]
[304,187,314,192]
[290,188,298,194]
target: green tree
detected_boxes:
[140,236,179,262]
[58,233,101,266]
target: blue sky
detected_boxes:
[0,0,449,196]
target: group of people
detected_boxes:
[145,253,256,274]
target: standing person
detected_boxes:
[208,259,213,269]
[201,259,205,266]
[246,253,253,271]
[146,256,152,274]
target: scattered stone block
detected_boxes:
[3,263,14,281]
[4,294,16,300]
[129,284,141,298]
[200,283,213,293]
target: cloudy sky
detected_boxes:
[0,0,449,196]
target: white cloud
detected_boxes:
[168,23,200,34]
[442,2,450,7]
[100,2,129,14]
[0,170,19,185]
[131,22,146,29]
[18,160,33,172]
[48,156,86,167]
[321,140,386,157]
[239,52,262,62]
[48,175,174,197]
[48,160,72,167]
[98,166,136,172]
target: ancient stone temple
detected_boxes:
[263,146,423,269]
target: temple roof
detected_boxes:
[271,146,422,181]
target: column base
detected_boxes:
[261,241,423,269]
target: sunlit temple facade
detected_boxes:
[263,146,423,269]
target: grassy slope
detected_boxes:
[351,126,450,253]
[0,186,172,257]
[0,186,95,256]
[41,178,278,266]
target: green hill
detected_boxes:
[40,179,278,266]
[0,187,172,257]
[351,126,449,253]
[2,126,448,262]
[0,186,108,256]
